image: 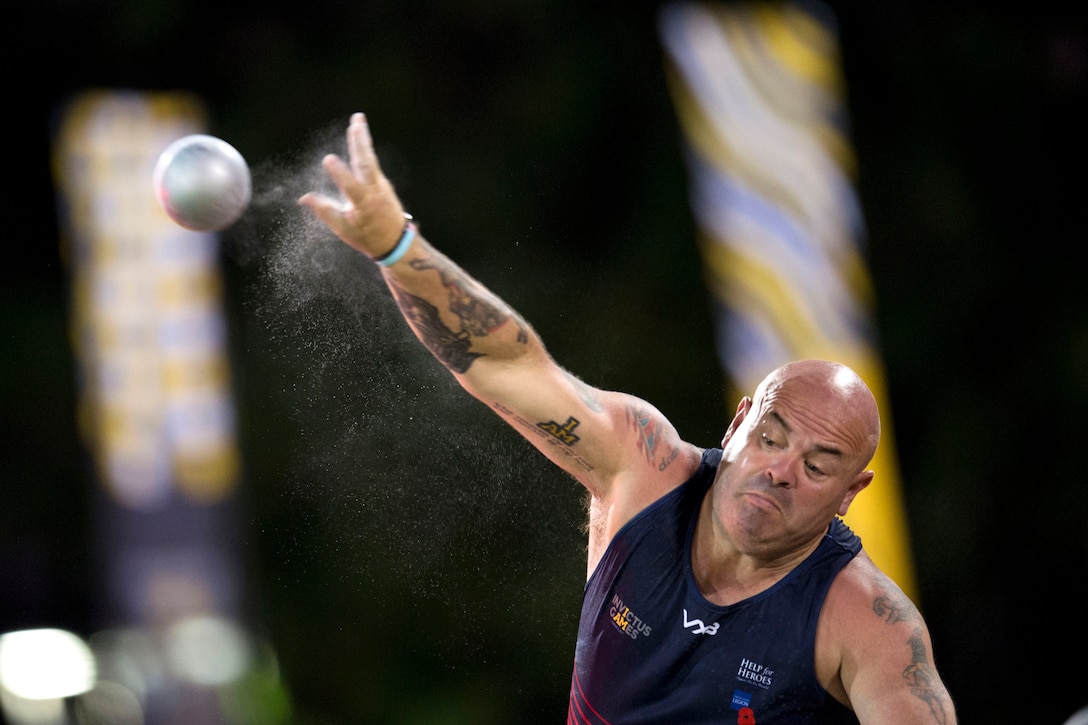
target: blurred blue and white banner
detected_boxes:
[659,2,917,598]
[49,91,266,724]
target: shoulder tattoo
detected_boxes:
[625,403,681,472]
[872,589,921,626]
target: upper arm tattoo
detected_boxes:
[872,589,953,722]
[903,627,953,724]
[492,402,594,473]
[538,416,581,445]
[563,371,604,413]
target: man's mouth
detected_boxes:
[741,490,782,513]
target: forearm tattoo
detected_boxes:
[389,255,528,373]
[392,289,480,373]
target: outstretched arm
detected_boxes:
[298,114,701,540]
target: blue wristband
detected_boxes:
[376,215,417,268]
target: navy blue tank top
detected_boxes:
[568,448,862,724]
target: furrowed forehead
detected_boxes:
[751,360,881,466]
[758,391,877,474]
[758,408,845,458]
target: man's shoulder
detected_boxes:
[826,552,925,632]
[817,552,928,698]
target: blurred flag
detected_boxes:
[52,90,257,722]
[52,91,240,508]
[659,1,917,599]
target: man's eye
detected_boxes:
[761,434,778,448]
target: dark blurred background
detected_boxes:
[5,0,1087,723]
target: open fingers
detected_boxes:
[320,153,365,209]
[347,113,383,187]
[297,190,346,235]
[348,113,366,182]
[298,113,402,257]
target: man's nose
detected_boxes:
[764,456,797,487]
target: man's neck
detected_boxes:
[690,491,822,606]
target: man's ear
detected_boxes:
[721,396,752,448]
[836,470,875,517]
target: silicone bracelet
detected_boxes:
[376,215,417,267]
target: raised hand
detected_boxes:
[298,113,409,259]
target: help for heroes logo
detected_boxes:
[736,658,774,689]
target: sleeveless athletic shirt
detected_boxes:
[567,448,862,725]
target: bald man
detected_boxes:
[301,113,957,724]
